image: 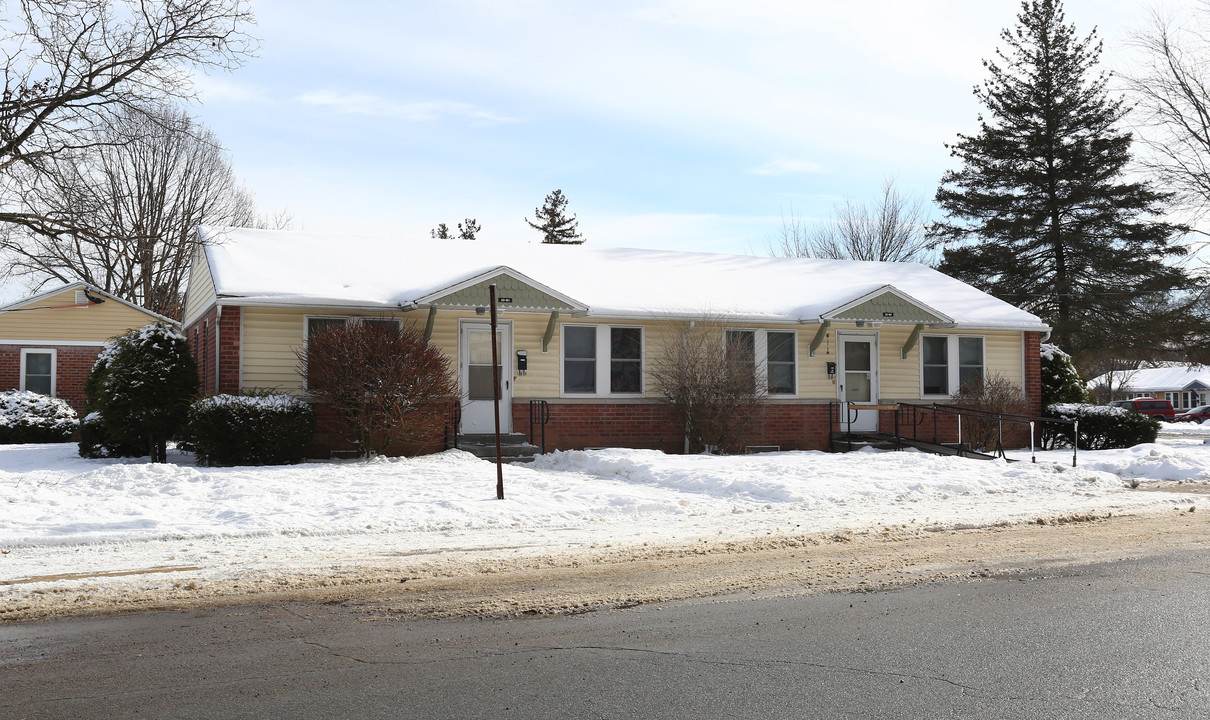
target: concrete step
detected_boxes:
[453,433,541,462]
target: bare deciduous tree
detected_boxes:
[3,105,260,318]
[1128,5,1210,228]
[648,318,764,454]
[768,178,931,263]
[297,320,458,457]
[0,0,256,237]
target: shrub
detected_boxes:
[950,375,1028,452]
[186,393,315,466]
[0,390,78,443]
[79,322,199,461]
[648,319,765,454]
[77,411,145,458]
[1046,402,1160,450]
[297,320,457,457]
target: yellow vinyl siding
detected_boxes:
[0,288,161,343]
[241,307,1028,403]
[880,327,1024,399]
[241,306,428,392]
[183,243,217,323]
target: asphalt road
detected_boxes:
[4,547,1210,719]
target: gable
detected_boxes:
[822,286,951,325]
[182,241,218,326]
[0,285,166,342]
[418,269,584,312]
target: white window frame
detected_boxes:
[303,315,403,341]
[560,324,645,397]
[724,328,799,398]
[20,348,56,396]
[920,334,985,398]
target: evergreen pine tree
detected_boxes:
[526,189,585,244]
[929,0,1190,358]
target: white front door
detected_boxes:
[838,333,879,432]
[459,322,512,434]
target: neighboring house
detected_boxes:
[0,283,174,413]
[182,228,1051,455]
[1089,365,1210,410]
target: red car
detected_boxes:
[1108,398,1176,421]
[1174,405,1210,424]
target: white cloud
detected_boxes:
[295,91,519,126]
[749,159,825,176]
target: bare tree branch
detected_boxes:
[767,177,932,263]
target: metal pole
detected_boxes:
[490,284,504,500]
[1029,421,1036,464]
[1072,419,1078,468]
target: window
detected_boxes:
[1166,391,1202,410]
[921,335,984,397]
[21,349,55,396]
[562,325,643,395]
[725,329,797,396]
[306,316,402,340]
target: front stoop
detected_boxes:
[454,433,542,464]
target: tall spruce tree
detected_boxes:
[526,189,585,244]
[929,0,1190,358]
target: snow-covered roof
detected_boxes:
[197,227,1050,329]
[0,281,174,323]
[1090,365,1210,392]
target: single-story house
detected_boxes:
[1090,365,1210,409]
[182,227,1051,454]
[0,282,175,413]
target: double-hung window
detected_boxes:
[21,349,55,396]
[921,335,984,397]
[725,329,797,396]
[562,325,643,395]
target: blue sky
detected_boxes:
[191,0,1151,256]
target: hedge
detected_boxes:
[0,390,78,443]
[1045,403,1160,450]
[186,394,314,466]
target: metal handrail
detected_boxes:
[894,402,1078,466]
[528,399,550,454]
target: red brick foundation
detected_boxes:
[512,400,837,453]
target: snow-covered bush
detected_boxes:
[185,393,314,466]
[1045,402,1159,450]
[79,322,198,462]
[0,390,78,443]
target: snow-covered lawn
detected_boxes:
[2,428,1207,606]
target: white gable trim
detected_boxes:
[414,266,589,312]
[818,284,955,325]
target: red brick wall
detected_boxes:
[184,304,240,395]
[0,344,102,415]
[511,400,837,453]
[1024,331,1043,416]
